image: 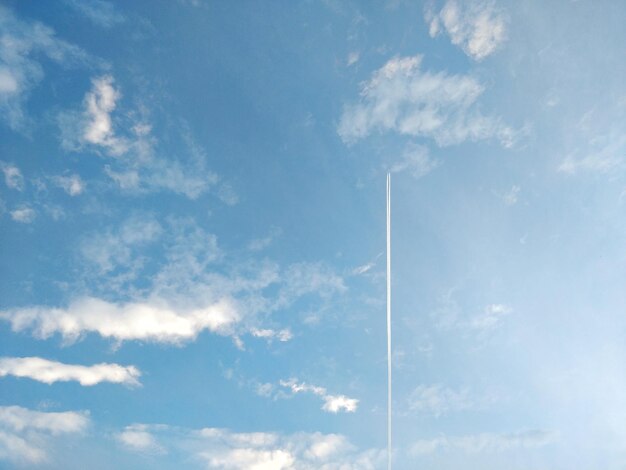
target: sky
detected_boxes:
[0,0,625,468]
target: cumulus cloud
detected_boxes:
[117,425,383,470]
[338,55,515,146]
[426,0,507,61]
[0,296,239,345]
[411,429,555,456]
[51,174,85,195]
[279,378,359,413]
[0,5,96,131]
[0,405,88,464]
[63,0,125,28]
[10,206,35,223]
[0,356,141,386]
[0,162,24,190]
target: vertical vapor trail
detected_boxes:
[386,173,392,470]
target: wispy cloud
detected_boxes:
[0,356,140,386]
[51,174,85,196]
[390,143,439,178]
[247,227,282,251]
[408,384,475,417]
[0,5,98,131]
[278,378,359,413]
[58,75,223,199]
[0,405,89,465]
[0,162,24,190]
[426,0,507,61]
[63,0,125,28]
[338,55,515,146]
[411,429,555,456]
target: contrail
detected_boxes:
[386,172,392,470]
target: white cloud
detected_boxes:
[0,356,141,386]
[0,296,239,345]
[0,162,24,190]
[347,51,360,67]
[0,5,96,131]
[0,405,89,464]
[408,384,474,417]
[59,77,222,199]
[115,424,166,454]
[251,328,293,343]
[63,0,125,28]
[338,55,515,146]
[390,144,439,178]
[10,206,35,223]
[558,130,626,175]
[411,429,555,456]
[118,425,383,470]
[52,174,85,195]
[469,303,512,331]
[426,0,507,61]
[279,378,359,413]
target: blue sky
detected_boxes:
[0,0,625,468]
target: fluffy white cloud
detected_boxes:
[0,5,96,130]
[0,356,141,386]
[52,173,85,195]
[426,0,507,61]
[10,206,35,223]
[279,378,359,413]
[411,429,555,456]
[0,405,89,464]
[0,162,24,190]
[338,55,514,146]
[118,425,383,470]
[0,296,239,344]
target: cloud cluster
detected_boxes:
[426,0,507,61]
[338,55,514,146]
[0,356,140,386]
[0,405,89,464]
[279,378,359,413]
[116,425,383,469]
[411,429,555,456]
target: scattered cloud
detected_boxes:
[0,405,88,465]
[0,356,141,386]
[411,429,555,456]
[347,51,360,67]
[10,206,36,223]
[63,0,125,28]
[51,174,85,196]
[117,424,383,469]
[338,55,515,146]
[278,378,359,413]
[390,143,439,178]
[558,129,626,175]
[0,162,24,190]
[426,0,507,61]
[251,328,293,342]
[0,5,97,131]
